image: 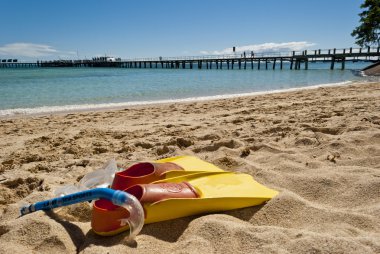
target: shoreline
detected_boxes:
[0,80,362,118]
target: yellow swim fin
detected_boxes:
[112,155,225,190]
[133,172,278,224]
[92,170,278,236]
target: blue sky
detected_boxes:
[0,0,363,60]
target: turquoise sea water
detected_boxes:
[0,61,373,116]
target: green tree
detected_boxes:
[351,0,380,47]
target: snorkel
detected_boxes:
[19,188,144,240]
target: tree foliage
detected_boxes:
[351,0,380,47]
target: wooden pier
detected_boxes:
[1,47,379,70]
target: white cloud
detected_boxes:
[201,41,316,55]
[0,43,74,58]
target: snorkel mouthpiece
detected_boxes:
[110,190,145,239]
[19,188,144,240]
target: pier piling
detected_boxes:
[330,57,335,70]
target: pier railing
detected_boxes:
[122,47,380,62]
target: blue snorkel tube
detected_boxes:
[19,188,144,240]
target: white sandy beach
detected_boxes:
[0,81,379,253]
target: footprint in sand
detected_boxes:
[193,139,243,153]
[0,177,45,205]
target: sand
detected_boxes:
[0,82,379,254]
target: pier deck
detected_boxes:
[1,47,379,70]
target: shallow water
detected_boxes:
[0,61,372,116]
